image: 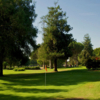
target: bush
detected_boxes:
[24,66,40,70]
[13,68,25,71]
[6,67,14,70]
[85,56,100,70]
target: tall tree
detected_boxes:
[78,34,93,65]
[0,0,37,76]
[41,3,73,71]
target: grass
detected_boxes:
[0,66,100,100]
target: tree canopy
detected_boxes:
[78,34,93,65]
[0,0,37,76]
[40,3,73,71]
[69,41,84,66]
[93,47,100,57]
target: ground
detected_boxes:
[0,67,100,100]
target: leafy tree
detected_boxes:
[31,44,41,61]
[0,0,37,76]
[78,34,93,65]
[37,44,49,68]
[69,41,84,66]
[93,47,100,57]
[41,3,73,71]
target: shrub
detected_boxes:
[24,66,40,70]
[6,67,14,70]
[13,68,25,71]
[85,56,100,70]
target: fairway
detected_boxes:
[0,67,100,100]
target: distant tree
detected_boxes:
[0,0,37,76]
[37,44,49,68]
[3,61,8,69]
[78,34,93,65]
[93,47,100,57]
[83,34,93,55]
[41,3,73,71]
[69,41,84,66]
[31,44,41,60]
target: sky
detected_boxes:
[32,0,100,49]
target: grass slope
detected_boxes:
[0,67,100,100]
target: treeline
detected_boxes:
[0,0,99,76]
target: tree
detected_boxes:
[83,34,93,55]
[37,44,49,68]
[0,0,37,76]
[41,3,73,71]
[93,47,100,57]
[78,34,93,65]
[69,41,84,66]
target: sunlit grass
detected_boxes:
[0,66,100,100]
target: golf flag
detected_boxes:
[45,65,47,71]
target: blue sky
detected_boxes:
[33,0,100,49]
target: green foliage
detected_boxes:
[78,34,93,65]
[24,66,40,70]
[40,3,73,71]
[0,0,37,76]
[3,61,8,69]
[83,34,93,55]
[31,44,41,61]
[78,50,90,65]
[69,41,84,66]
[86,56,100,70]
[37,59,43,66]
[6,67,14,70]
[13,68,25,71]
[93,47,100,57]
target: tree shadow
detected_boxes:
[0,69,100,99]
[1,69,100,86]
[0,94,91,100]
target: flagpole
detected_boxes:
[45,70,46,88]
[45,65,47,88]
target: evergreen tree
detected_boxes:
[41,3,73,71]
[78,34,93,65]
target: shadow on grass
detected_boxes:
[1,69,100,86]
[0,94,90,100]
[0,69,100,100]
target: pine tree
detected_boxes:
[41,3,73,71]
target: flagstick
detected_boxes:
[45,70,46,88]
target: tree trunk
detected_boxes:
[4,65,6,69]
[43,61,45,69]
[49,59,53,69]
[65,60,67,67]
[0,60,3,76]
[54,58,57,72]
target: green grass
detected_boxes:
[0,67,100,100]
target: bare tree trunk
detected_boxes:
[54,58,57,72]
[49,59,53,69]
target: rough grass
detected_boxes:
[0,67,100,100]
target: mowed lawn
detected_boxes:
[0,67,100,100]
